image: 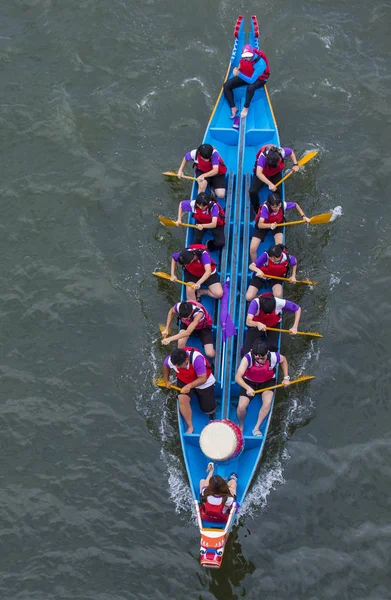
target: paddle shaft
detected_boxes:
[254,376,315,395]
[266,326,322,338]
[255,273,315,285]
[158,216,198,229]
[275,151,318,189]
[163,171,196,181]
[153,271,195,288]
[155,380,182,392]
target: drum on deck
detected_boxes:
[199,419,244,462]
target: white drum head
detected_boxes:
[200,421,238,461]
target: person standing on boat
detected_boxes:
[223,44,270,119]
[249,145,300,213]
[249,192,309,262]
[242,292,301,354]
[171,245,224,301]
[199,462,237,522]
[161,300,215,358]
[176,192,226,252]
[177,144,227,199]
[163,347,216,434]
[235,340,290,436]
[246,244,297,300]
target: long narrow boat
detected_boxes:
[161,16,304,569]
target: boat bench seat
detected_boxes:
[209,127,239,145]
[245,128,276,146]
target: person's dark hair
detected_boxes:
[196,192,212,207]
[252,339,268,357]
[266,147,280,167]
[170,348,188,366]
[197,143,214,159]
[258,295,276,314]
[267,244,284,258]
[178,302,194,318]
[178,249,195,266]
[200,474,232,504]
[267,192,282,208]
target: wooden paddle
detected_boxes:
[255,273,317,286]
[280,212,333,227]
[275,151,318,188]
[162,170,197,181]
[153,271,195,288]
[158,216,198,229]
[266,327,323,338]
[254,375,315,395]
[155,377,182,392]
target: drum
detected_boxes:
[199,419,244,462]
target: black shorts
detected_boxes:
[176,379,216,413]
[184,269,220,287]
[180,322,214,346]
[252,224,284,241]
[239,377,276,400]
[248,273,287,291]
[195,168,227,191]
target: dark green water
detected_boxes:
[1,0,390,598]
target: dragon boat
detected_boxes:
[162,16,289,569]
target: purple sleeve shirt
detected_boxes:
[259,201,297,220]
[181,200,219,218]
[253,252,297,268]
[247,298,299,317]
[172,250,212,266]
[256,147,293,168]
[184,149,220,167]
[164,352,206,375]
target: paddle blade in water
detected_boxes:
[309,212,333,224]
[158,216,177,227]
[298,151,319,167]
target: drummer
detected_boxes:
[163,347,216,434]
[199,462,237,523]
[246,243,297,300]
[235,339,290,436]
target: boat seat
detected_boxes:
[209,127,239,146]
[245,128,276,146]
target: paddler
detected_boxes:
[249,144,300,213]
[171,244,223,301]
[246,243,297,300]
[176,192,225,252]
[242,292,301,354]
[235,339,290,436]
[177,143,227,199]
[223,44,270,119]
[161,300,215,358]
[250,192,310,262]
[163,347,216,434]
[199,462,237,522]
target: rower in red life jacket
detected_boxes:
[176,192,226,252]
[246,244,298,301]
[249,145,300,213]
[171,244,223,301]
[177,144,227,199]
[242,292,301,355]
[161,300,215,358]
[199,462,237,523]
[235,339,290,436]
[163,347,216,434]
[223,44,270,119]
[250,192,310,262]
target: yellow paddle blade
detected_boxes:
[159,324,171,336]
[254,375,315,395]
[266,327,323,338]
[157,215,199,229]
[162,171,197,181]
[155,377,182,392]
[275,150,319,188]
[152,271,195,288]
[309,212,333,224]
[260,273,317,286]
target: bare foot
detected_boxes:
[240,107,248,118]
[252,428,263,437]
[185,426,194,434]
[230,107,238,119]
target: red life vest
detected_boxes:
[261,252,290,278]
[255,201,285,225]
[244,351,276,383]
[174,347,213,385]
[195,150,227,175]
[182,244,217,278]
[251,292,280,327]
[200,498,230,523]
[193,202,225,227]
[179,300,213,330]
[254,145,285,177]
[239,49,270,81]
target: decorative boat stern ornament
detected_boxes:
[195,502,237,569]
[200,419,244,461]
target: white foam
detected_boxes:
[322,79,352,100]
[138,90,157,109]
[330,205,343,221]
[329,274,341,290]
[180,77,213,107]
[240,454,287,518]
